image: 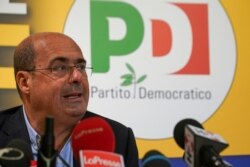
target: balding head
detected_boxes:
[14,32,79,76]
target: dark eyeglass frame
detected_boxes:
[20,63,93,78]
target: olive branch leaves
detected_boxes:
[120,63,147,98]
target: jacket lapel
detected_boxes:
[0,106,32,151]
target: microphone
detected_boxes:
[173,118,231,167]
[173,118,203,150]
[141,150,171,167]
[0,139,33,167]
[71,116,115,159]
[37,116,57,167]
[71,117,124,167]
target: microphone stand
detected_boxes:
[38,117,57,167]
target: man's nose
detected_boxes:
[68,67,85,83]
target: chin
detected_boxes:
[66,107,86,117]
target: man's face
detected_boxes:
[28,34,89,123]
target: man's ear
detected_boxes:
[16,71,31,94]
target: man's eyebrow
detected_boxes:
[50,57,68,64]
[76,58,86,64]
[48,56,86,66]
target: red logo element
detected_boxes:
[152,3,210,74]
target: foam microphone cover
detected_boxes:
[173,118,203,149]
[142,150,171,167]
[71,117,115,160]
[0,139,33,167]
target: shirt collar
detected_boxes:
[22,106,40,156]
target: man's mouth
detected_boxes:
[63,93,82,99]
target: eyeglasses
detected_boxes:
[23,63,93,79]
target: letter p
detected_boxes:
[91,0,144,73]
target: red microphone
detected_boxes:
[71,117,115,160]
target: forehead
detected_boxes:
[33,34,85,65]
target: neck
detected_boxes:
[54,122,74,151]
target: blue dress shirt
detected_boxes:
[22,106,73,167]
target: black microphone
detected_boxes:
[142,149,171,167]
[0,139,33,167]
[37,116,57,167]
[173,118,203,150]
[173,118,232,167]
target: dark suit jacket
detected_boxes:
[0,106,139,167]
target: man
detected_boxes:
[0,32,139,167]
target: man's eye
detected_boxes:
[76,64,86,71]
[53,65,67,71]
[79,64,86,70]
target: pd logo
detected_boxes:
[64,0,236,139]
[90,1,209,75]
